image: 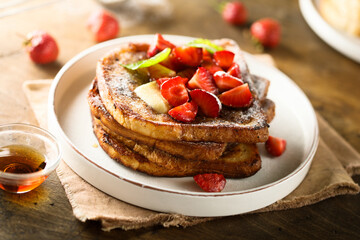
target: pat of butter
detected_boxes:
[134,81,171,114]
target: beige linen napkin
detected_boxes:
[22,56,360,231]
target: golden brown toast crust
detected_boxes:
[92,116,261,178]
[96,40,269,143]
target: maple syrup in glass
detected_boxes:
[0,123,61,194]
[0,144,47,193]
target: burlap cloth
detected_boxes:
[22,55,360,231]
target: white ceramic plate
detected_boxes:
[299,0,360,63]
[48,35,319,217]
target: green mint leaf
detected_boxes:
[186,38,223,54]
[122,48,171,70]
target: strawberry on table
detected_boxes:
[87,9,120,42]
[168,101,198,123]
[187,67,218,95]
[250,18,281,48]
[219,83,252,107]
[173,46,203,67]
[222,1,247,25]
[213,50,235,70]
[193,173,226,192]
[160,76,189,107]
[190,89,222,118]
[148,33,176,57]
[227,62,241,78]
[24,30,59,64]
[213,71,243,92]
[265,136,287,157]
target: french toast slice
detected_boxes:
[92,116,261,178]
[96,39,269,143]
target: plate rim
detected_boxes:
[48,34,319,198]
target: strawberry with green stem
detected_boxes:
[250,18,281,48]
[24,30,59,64]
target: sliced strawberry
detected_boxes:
[201,60,223,75]
[202,49,212,62]
[190,89,221,118]
[156,76,188,87]
[187,67,218,95]
[173,46,203,67]
[265,136,287,157]
[193,173,226,192]
[160,76,189,107]
[148,64,176,80]
[213,71,243,92]
[219,83,253,107]
[177,68,196,79]
[160,52,184,71]
[213,50,235,70]
[227,62,241,78]
[147,33,176,57]
[156,77,171,86]
[168,101,198,123]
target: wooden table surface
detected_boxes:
[1,0,359,239]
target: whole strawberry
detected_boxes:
[24,30,59,64]
[222,1,247,25]
[87,9,120,42]
[250,18,281,48]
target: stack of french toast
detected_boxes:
[87,34,275,178]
